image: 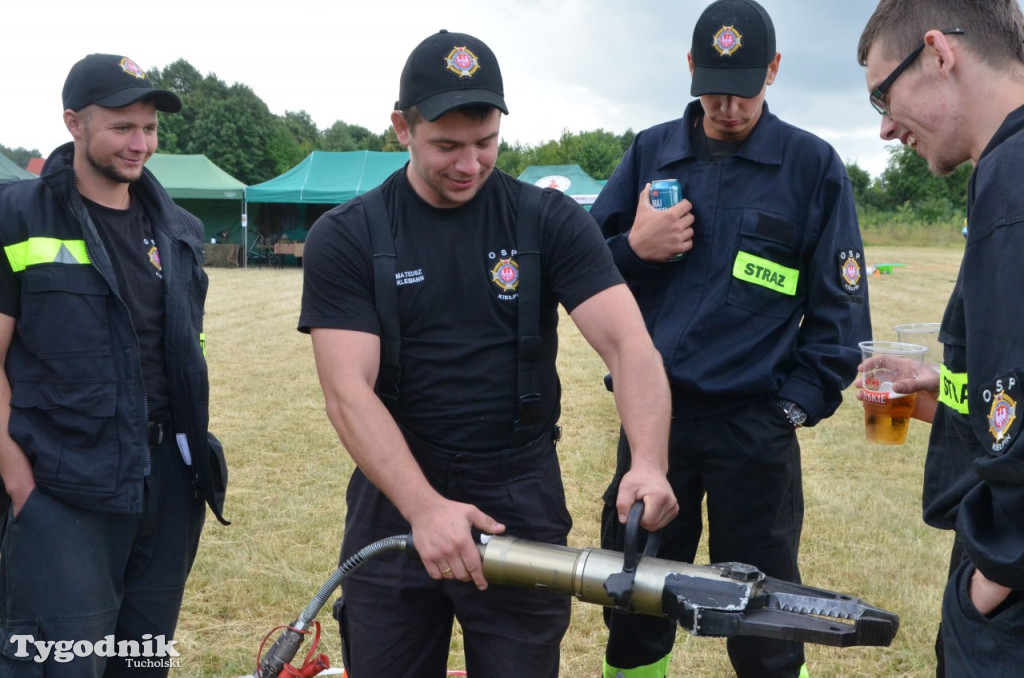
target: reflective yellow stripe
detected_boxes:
[733,251,799,296]
[939,364,969,415]
[199,332,206,357]
[800,663,810,678]
[603,654,671,678]
[4,237,91,272]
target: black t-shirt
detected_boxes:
[691,115,745,161]
[300,168,622,451]
[85,195,170,415]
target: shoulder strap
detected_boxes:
[511,184,544,447]
[365,189,401,414]
[367,182,546,441]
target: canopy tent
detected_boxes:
[144,154,247,247]
[0,153,35,183]
[246,150,409,204]
[242,151,409,259]
[517,164,606,210]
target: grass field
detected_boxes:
[176,244,964,677]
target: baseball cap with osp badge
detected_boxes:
[396,30,508,121]
[690,0,776,99]
[62,54,182,113]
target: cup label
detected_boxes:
[863,389,891,404]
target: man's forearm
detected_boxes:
[611,345,671,472]
[324,390,443,522]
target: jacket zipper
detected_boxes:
[69,179,152,482]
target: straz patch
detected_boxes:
[446,46,480,78]
[982,372,1020,453]
[713,26,743,56]
[120,57,147,80]
[490,257,519,293]
[839,249,863,293]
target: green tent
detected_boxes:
[517,164,606,210]
[144,154,247,245]
[243,151,409,261]
[245,150,409,205]
[0,153,35,183]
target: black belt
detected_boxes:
[147,412,172,447]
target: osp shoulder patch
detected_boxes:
[839,248,863,293]
[981,371,1021,453]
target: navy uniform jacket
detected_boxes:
[592,101,870,425]
[928,105,1024,591]
[0,143,228,523]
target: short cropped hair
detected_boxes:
[858,0,1024,71]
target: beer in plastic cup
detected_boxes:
[859,340,929,445]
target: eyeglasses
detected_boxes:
[869,29,965,117]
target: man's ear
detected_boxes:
[64,109,83,140]
[924,29,957,77]
[391,110,411,146]
[765,52,782,86]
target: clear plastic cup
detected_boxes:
[894,322,942,367]
[859,340,929,445]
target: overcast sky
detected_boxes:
[3,1,915,178]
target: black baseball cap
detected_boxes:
[690,0,776,98]
[62,54,182,113]
[395,29,508,121]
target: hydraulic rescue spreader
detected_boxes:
[256,504,898,677]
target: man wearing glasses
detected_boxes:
[859,2,1024,676]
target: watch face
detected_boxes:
[789,406,807,425]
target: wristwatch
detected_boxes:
[775,398,807,428]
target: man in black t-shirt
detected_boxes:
[299,30,677,678]
[0,54,226,677]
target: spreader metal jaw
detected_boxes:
[661,563,899,647]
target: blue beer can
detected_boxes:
[650,179,685,260]
[650,179,681,210]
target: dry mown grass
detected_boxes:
[176,245,964,677]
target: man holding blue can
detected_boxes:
[591,1,871,676]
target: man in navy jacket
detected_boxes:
[593,2,870,676]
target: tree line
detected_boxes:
[3,58,968,229]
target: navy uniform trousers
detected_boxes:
[0,434,205,678]
[334,428,572,678]
[602,397,805,678]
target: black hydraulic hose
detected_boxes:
[257,534,410,678]
[296,534,409,630]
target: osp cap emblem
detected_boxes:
[446,46,480,78]
[713,25,743,56]
[491,257,519,292]
[119,57,147,79]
